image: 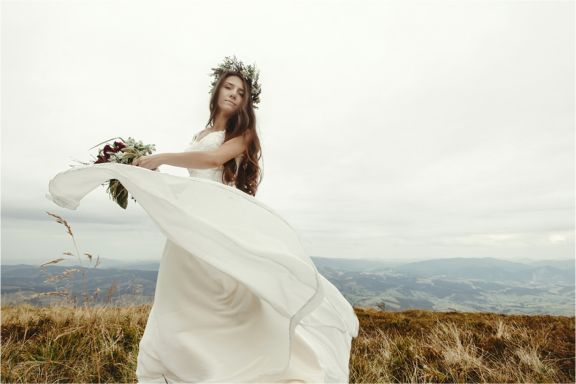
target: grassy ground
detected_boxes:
[1,304,573,383]
[350,307,574,383]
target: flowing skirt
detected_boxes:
[46,163,359,383]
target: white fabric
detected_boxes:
[184,130,243,183]
[45,131,359,383]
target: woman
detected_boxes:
[46,56,359,383]
[132,64,260,196]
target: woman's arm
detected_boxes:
[159,151,218,169]
[133,132,252,170]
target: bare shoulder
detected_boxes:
[243,129,255,143]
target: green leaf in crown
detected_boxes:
[209,55,262,109]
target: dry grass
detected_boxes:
[1,303,149,383]
[349,307,575,383]
[1,304,573,383]
[31,212,104,307]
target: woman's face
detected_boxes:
[217,75,245,115]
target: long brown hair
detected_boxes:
[206,72,263,196]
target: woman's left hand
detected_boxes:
[133,154,163,170]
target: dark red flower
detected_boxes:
[94,155,108,164]
[114,141,126,151]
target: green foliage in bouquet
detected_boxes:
[73,137,156,209]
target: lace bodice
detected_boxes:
[183,130,243,185]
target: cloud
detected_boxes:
[2,0,573,262]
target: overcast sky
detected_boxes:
[2,0,574,267]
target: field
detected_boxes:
[1,304,573,383]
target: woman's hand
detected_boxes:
[132,154,163,171]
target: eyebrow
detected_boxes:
[224,81,245,92]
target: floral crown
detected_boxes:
[209,55,262,109]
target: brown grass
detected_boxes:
[1,304,573,383]
[350,307,575,383]
[34,212,103,307]
[1,304,148,383]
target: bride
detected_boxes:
[132,57,260,196]
[46,56,359,383]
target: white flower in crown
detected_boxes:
[209,55,262,109]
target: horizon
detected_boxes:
[3,255,573,268]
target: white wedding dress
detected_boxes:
[46,130,359,383]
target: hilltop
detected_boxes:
[1,304,573,383]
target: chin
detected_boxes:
[222,105,238,113]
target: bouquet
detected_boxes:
[74,137,156,209]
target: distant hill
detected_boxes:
[386,257,574,284]
[315,257,574,316]
[1,264,158,306]
[2,257,573,315]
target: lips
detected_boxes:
[225,100,236,106]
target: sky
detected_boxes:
[1,0,574,267]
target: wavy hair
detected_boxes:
[205,72,263,196]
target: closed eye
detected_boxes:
[224,82,245,96]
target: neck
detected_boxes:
[212,111,229,131]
